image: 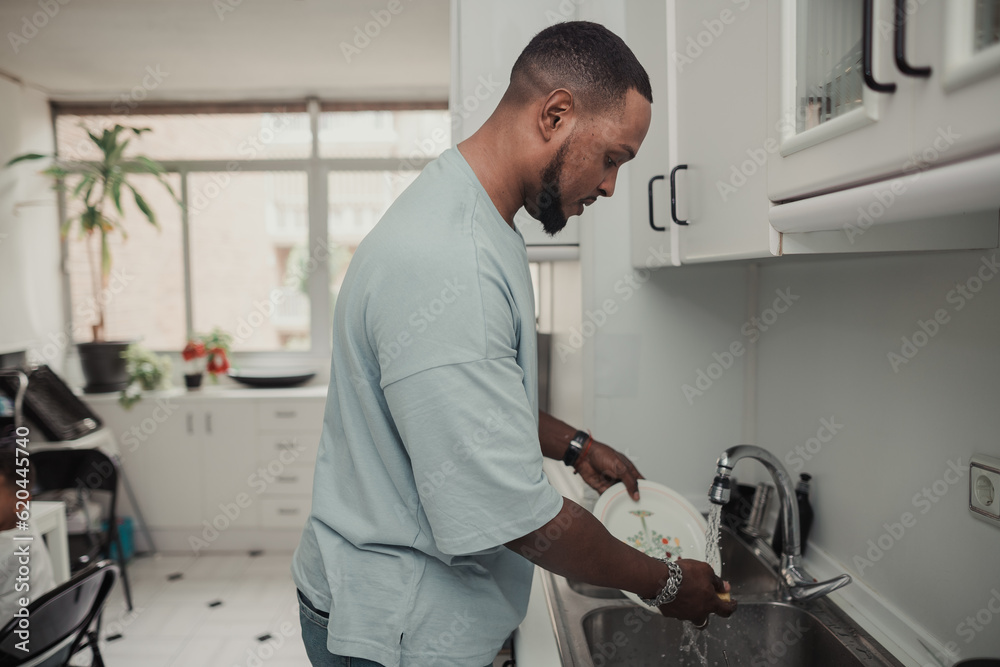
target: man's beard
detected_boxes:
[535,140,570,237]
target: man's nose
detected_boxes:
[599,171,618,198]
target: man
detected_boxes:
[292,21,735,667]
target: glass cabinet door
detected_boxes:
[910,0,1000,166]
[768,0,912,201]
[792,0,865,135]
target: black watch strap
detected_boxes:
[562,430,590,466]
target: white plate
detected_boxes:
[592,479,708,604]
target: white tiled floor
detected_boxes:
[86,551,311,667]
[83,552,512,667]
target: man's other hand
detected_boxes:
[575,441,644,500]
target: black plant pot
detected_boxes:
[78,341,133,393]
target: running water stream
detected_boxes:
[679,504,724,666]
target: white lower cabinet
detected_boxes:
[92,391,325,552]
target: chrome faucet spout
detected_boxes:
[708,444,852,602]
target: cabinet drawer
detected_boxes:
[258,402,325,432]
[260,497,312,528]
[263,468,313,496]
[256,434,320,465]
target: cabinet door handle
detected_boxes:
[276,475,299,483]
[893,0,931,77]
[275,410,296,419]
[186,413,194,435]
[277,508,300,515]
[863,0,897,92]
[205,412,212,435]
[648,175,666,231]
[669,165,689,226]
[276,441,297,450]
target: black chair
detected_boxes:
[31,449,132,611]
[0,560,119,667]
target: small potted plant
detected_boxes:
[118,343,172,409]
[181,339,207,389]
[183,328,232,388]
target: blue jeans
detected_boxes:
[297,590,386,667]
[297,589,495,667]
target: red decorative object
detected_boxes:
[206,348,230,375]
[182,341,207,361]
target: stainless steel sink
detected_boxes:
[541,526,905,667]
[582,602,889,667]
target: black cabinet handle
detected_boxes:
[670,164,689,226]
[648,175,666,231]
[894,0,931,77]
[863,0,897,92]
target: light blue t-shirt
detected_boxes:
[291,148,565,667]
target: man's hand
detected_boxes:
[575,440,644,500]
[659,559,737,627]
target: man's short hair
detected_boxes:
[508,21,652,114]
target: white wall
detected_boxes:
[754,250,1000,661]
[0,76,64,370]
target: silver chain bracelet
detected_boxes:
[639,558,683,607]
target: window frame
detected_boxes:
[54,98,444,364]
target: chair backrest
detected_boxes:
[0,560,119,667]
[32,449,120,534]
[32,449,119,495]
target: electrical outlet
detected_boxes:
[970,454,1000,524]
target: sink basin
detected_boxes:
[540,524,904,666]
[566,580,626,600]
[583,602,887,667]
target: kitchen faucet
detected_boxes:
[709,445,852,602]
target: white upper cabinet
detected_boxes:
[767,0,1000,203]
[671,0,773,263]
[627,0,675,267]
[767,0,914,202]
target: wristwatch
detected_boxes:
[640,558,683,607]
[561,430,590,467]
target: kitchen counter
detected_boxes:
[78,382,328,402]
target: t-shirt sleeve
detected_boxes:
[382,356,564,556]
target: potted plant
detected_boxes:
[182,328,232,389]
[118,343,172,409]
[5,124,179,393]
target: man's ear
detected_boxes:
[538,89,575,142]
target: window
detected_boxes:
[55,103,448,358]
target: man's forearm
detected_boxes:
[506,497,666,599]
[538,409,578,461]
